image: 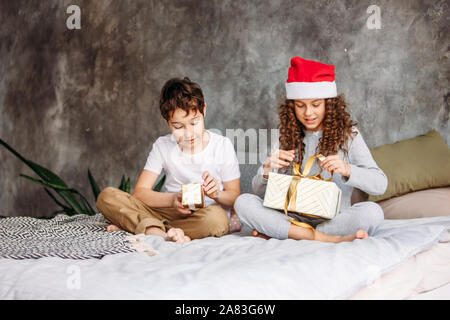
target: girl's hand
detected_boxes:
[263,149,295,178]
[320,155,351,177]
[202,171,220,199]
[172,191,192,215]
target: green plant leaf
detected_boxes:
[118,175,125,191]
[51,209,67,215]
[21,174,95,214]
[54,190,85,215]
[1,138,68,188]
[153,174,166,192]
[77,193,96,215]
[88,168,101,201]
[1,138,96,216]
[44,188,73,212]
[20,174,87,215]
[0,138,32,167]
[20,174,76,191]
[2,139,81,212]
[51,208,76,216]
[45,188,77,216]
[26,160,67,186]
[21,163,86,214]
[21,174,96,215]
[125,177,130,194]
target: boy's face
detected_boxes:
[167,104,206,149]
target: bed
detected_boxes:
[0,211,449,300]
[1,130,449,299]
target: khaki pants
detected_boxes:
[95,187,229,239]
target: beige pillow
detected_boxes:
[368,129,450,202]
[377,187,450,219]
[351,188,368,205]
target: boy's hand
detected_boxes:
[263,149,295,178]
[172,191,192,215]
[202,171,220,200]
[320,155,351,177]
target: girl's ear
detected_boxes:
[203,103,207,117]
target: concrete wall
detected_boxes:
[0,0,448,217]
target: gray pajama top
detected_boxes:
[251,126,388,211]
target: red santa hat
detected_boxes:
[285,56,337,99]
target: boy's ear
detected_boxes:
[203,103,207,117]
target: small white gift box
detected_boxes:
[181,183,204,211]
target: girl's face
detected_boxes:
[168,105,206,150]
[294,98,326,131]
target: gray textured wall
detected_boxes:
[0,0,449,217]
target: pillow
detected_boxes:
[351,188,368,205]
[377,187,450,219]
[367,129,450,202]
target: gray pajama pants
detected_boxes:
[234,193,384,239]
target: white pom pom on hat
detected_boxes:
[285,56,337,99]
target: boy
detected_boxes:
[96,77,241,243]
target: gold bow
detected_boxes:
[284,154,333,230]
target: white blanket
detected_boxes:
[1,216,449,299]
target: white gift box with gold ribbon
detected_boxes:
[263,154,342,228]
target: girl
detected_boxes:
[234,56,388,243]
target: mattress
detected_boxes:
[0,215,449,299]
[351,241,450,299]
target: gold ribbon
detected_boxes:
[284,154,333,230]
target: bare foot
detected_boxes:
[229,210,242,233]
[165,228,191,244]
[252,229,271,240]
[106,224,121,232]
[356,229,369,239]
[336,229,369,243]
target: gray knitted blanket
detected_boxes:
[0,213,157,259]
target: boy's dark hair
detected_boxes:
[159,77,205,121]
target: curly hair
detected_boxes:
[277,94,358,173]
[159,77,205,121]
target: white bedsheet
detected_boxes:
[351,241,450,299]
[1,216,449,299]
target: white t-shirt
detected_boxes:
[143,130,240,212]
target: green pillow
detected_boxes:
[368,129,450,202]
